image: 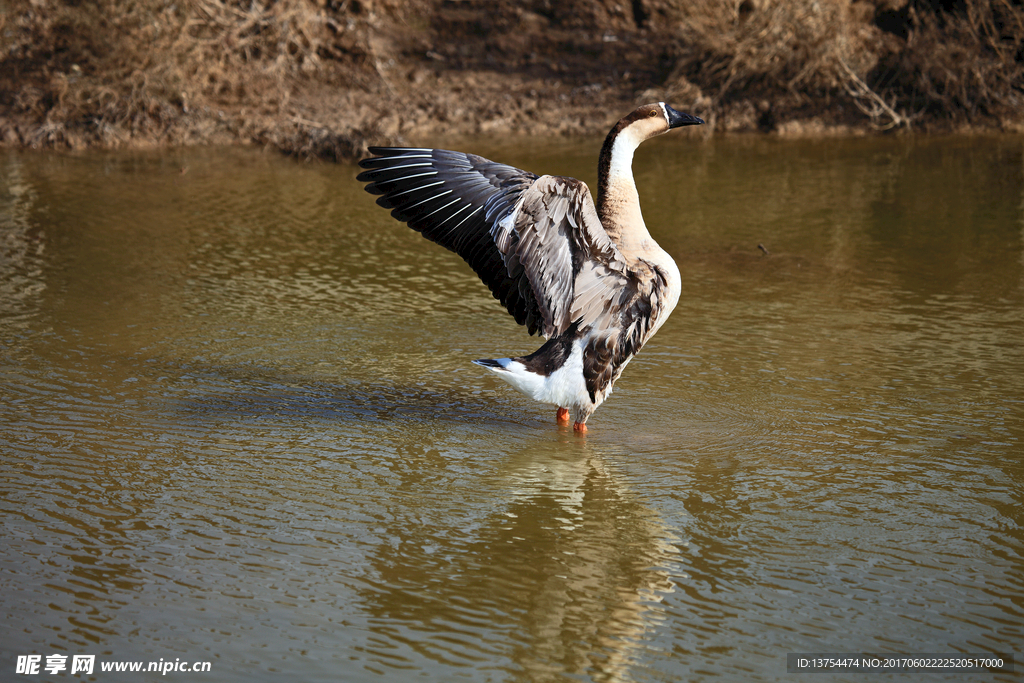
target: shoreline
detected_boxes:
[3,112,1019,163]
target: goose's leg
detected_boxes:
[556,407,570,425]
[573,421,588,433]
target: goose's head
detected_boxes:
[600,103,704,189]
[617,103,704,143]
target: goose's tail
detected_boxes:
[471,358,508,370]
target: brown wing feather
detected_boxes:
[577,259,669,402]
[357,147,545,334]
[513,175,625,338]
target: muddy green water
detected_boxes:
[1,135,1022,682]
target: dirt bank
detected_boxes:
[2,0,1022,159]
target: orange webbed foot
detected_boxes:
[573,421,588,433]
[556,407,570,425]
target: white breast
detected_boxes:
[648,249,682,340]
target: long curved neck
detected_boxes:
[597,125,655,254]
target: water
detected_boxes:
[1,135,1022,682]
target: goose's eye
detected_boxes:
[649,110,658,117]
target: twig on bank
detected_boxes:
[838,58,908,131]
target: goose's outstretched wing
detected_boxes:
[357,148,625,338]
[358,148,543,334]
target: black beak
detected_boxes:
[666,105,704,128]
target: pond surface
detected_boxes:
[1,134,1022,682]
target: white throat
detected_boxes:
[603,126,655,252]
[606,126,643,189]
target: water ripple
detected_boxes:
[1,142,1022,681]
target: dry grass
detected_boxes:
[0,0,387,150]
[1,0,1021,155]
[874,0,1024,123]
[660,0,1024,131]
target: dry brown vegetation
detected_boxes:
[0,0,401,156]
[1,0,1022,158]
[665,0,1024,132]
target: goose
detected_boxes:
[357,103,704,432]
